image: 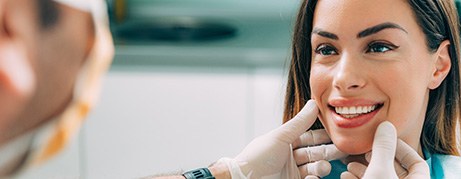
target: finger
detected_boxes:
[346,162,366,178]
[395,139,427,168]
[293,129,331,149]
[394,160,408,178]
[365,152,407,177]
[274,100,319,143]
[305,176,320,179]
[340,172,359,179]
[367,121,397,168]
[294,144,347,165]
[363,122,397,178]
[298,160,331,178]
[395,139,430,178]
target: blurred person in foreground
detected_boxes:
[0,0,431,179]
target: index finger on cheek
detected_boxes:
[276,100,319,143]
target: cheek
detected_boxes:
[309,66,333,130]
[310,66,331,101]
[381,70,429,140]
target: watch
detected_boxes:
[182,168,215,179]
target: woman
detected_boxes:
[285,0,461,178]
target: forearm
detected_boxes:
[153,176,185,179]
[153,161,231,179]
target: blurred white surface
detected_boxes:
[17,66,287,178]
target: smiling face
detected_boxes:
[309,0,449,155]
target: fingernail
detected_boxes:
[365,152,372,162]
[305,100,317,109]
[378,121,396,133]
[381,121,393,127]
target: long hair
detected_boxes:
[283,0,461,155]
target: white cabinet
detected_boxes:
[81,67,286,178]
[16,66,286,179]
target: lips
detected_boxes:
[328,100,383,128]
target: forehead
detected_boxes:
[312,0,417,35]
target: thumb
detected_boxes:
[273,100,319,143]
[367,121,397,169]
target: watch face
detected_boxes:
[183,168,215,179]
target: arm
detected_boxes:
[156,100,339,179]
[152,161,230,179]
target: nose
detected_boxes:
[333,54,366,93]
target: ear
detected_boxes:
[428,40,451,89]
[0,0,35,138]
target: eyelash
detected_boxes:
[313,41,399,56]
[314,44,338,56]
[366,41,399,53]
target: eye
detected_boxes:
[315,44,338,56]
[366,42,399,53]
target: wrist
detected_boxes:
[209,161,231,179]
[153,176,185,179]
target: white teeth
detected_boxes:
[349,107,356,114]
[335,105,379,115]
[356,106,363,113]
[343,114,359,118]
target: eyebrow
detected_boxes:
[357,22,408,38]
[312,28,339,40]
[311,22,408,40]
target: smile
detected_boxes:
[328,102,384,128]
[334,104,381,118]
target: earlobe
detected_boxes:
[428,40,451,90]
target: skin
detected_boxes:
[309,0,451,156]
[0,0,94,146]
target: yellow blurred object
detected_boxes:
[114,0,126,23]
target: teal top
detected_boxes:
[323,150,461,178]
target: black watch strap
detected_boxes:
[182,168,215,179]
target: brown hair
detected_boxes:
[283,0,461,155]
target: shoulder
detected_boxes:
[429,153,461,179]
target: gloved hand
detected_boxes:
[293,128,347,178]
[340,121,430,179]
[219,100,346,179]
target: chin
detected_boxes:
[332,135,373,155]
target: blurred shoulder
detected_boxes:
[429,153,461,179]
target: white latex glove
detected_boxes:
[341,121,430,179]
[221,100,345,179]
[293,129,347,178]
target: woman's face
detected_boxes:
[310,0,443,154]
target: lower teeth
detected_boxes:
[340,108,378,118]
[342,114,360,118]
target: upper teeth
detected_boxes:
[335,105,377,115]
